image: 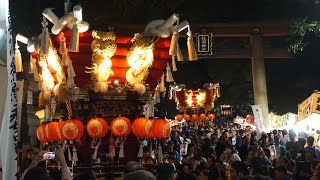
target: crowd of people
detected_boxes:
[18,121,320,180]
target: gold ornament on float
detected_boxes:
[126,33,158,95]
[86,30,117,93]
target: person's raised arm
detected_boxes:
[55,144,72,180]
[19,150,47,180]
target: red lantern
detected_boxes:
[192,114,199,121]
[184,114,191,121]
[111,117,131,137]
[37,124,47,143]
[175,114,183,121]
[87,118,108,139]
[148,119,155,138]
[132,117,152,138]
[152,119,171,139]
[208,113,215,121]
[200,113,207,121]
[45,121,61,142]
[60,119,84,141]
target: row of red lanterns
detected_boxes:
[88,117,171,139]
[37,117,171,143]
[37,119,85,143]
[175,113,216,121]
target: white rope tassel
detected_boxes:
[50,97,56,116]
[68,146,72,162]
[138,142,143,158]
[159,74,166,92]
[155,86,161,104]
[171,56,177,72]
[44,105,50,121]
[108,136,116,159]
[150,143,155,159]
[72,145,78,162]
[158,144,163,163]
[91,140,101,160]
[166,63,174,82]
[29,56,39,81]
[15,45,23,72]
[119,141,124,158]
[40,16,49,56]
[67,59,76,90]
[149,95,155,118]
[60,33,68,66]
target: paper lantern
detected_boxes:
[208,113,215,121]
[37,124,47,143]
[87,118,108,139]
[199,113,207,121]
[60,119,84,141]
[148,119,155,138]
[111,117,131,137]
[184,114,191,121]
[132,117,152,138]
[152,119,171,139]
[191,114,199,121]
[175,114,183,121]
[45,121,61,142]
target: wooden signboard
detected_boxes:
[195,33,213,55]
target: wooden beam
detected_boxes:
[112,20,290,37]
[196,48,292,59]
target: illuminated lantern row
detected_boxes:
[37,119,84,143]
[175,113,216,121]
[131,118,171,139]
[37,116,172,143]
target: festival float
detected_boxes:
[171,82,220,129]
[14,3,214,174]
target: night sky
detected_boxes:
[11,0,320,115]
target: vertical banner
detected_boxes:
[251,105,265,133]
[16,80,24,140]
[0,0,18,178]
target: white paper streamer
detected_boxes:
[119,141,124,158]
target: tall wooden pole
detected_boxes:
[250,31,270,131]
